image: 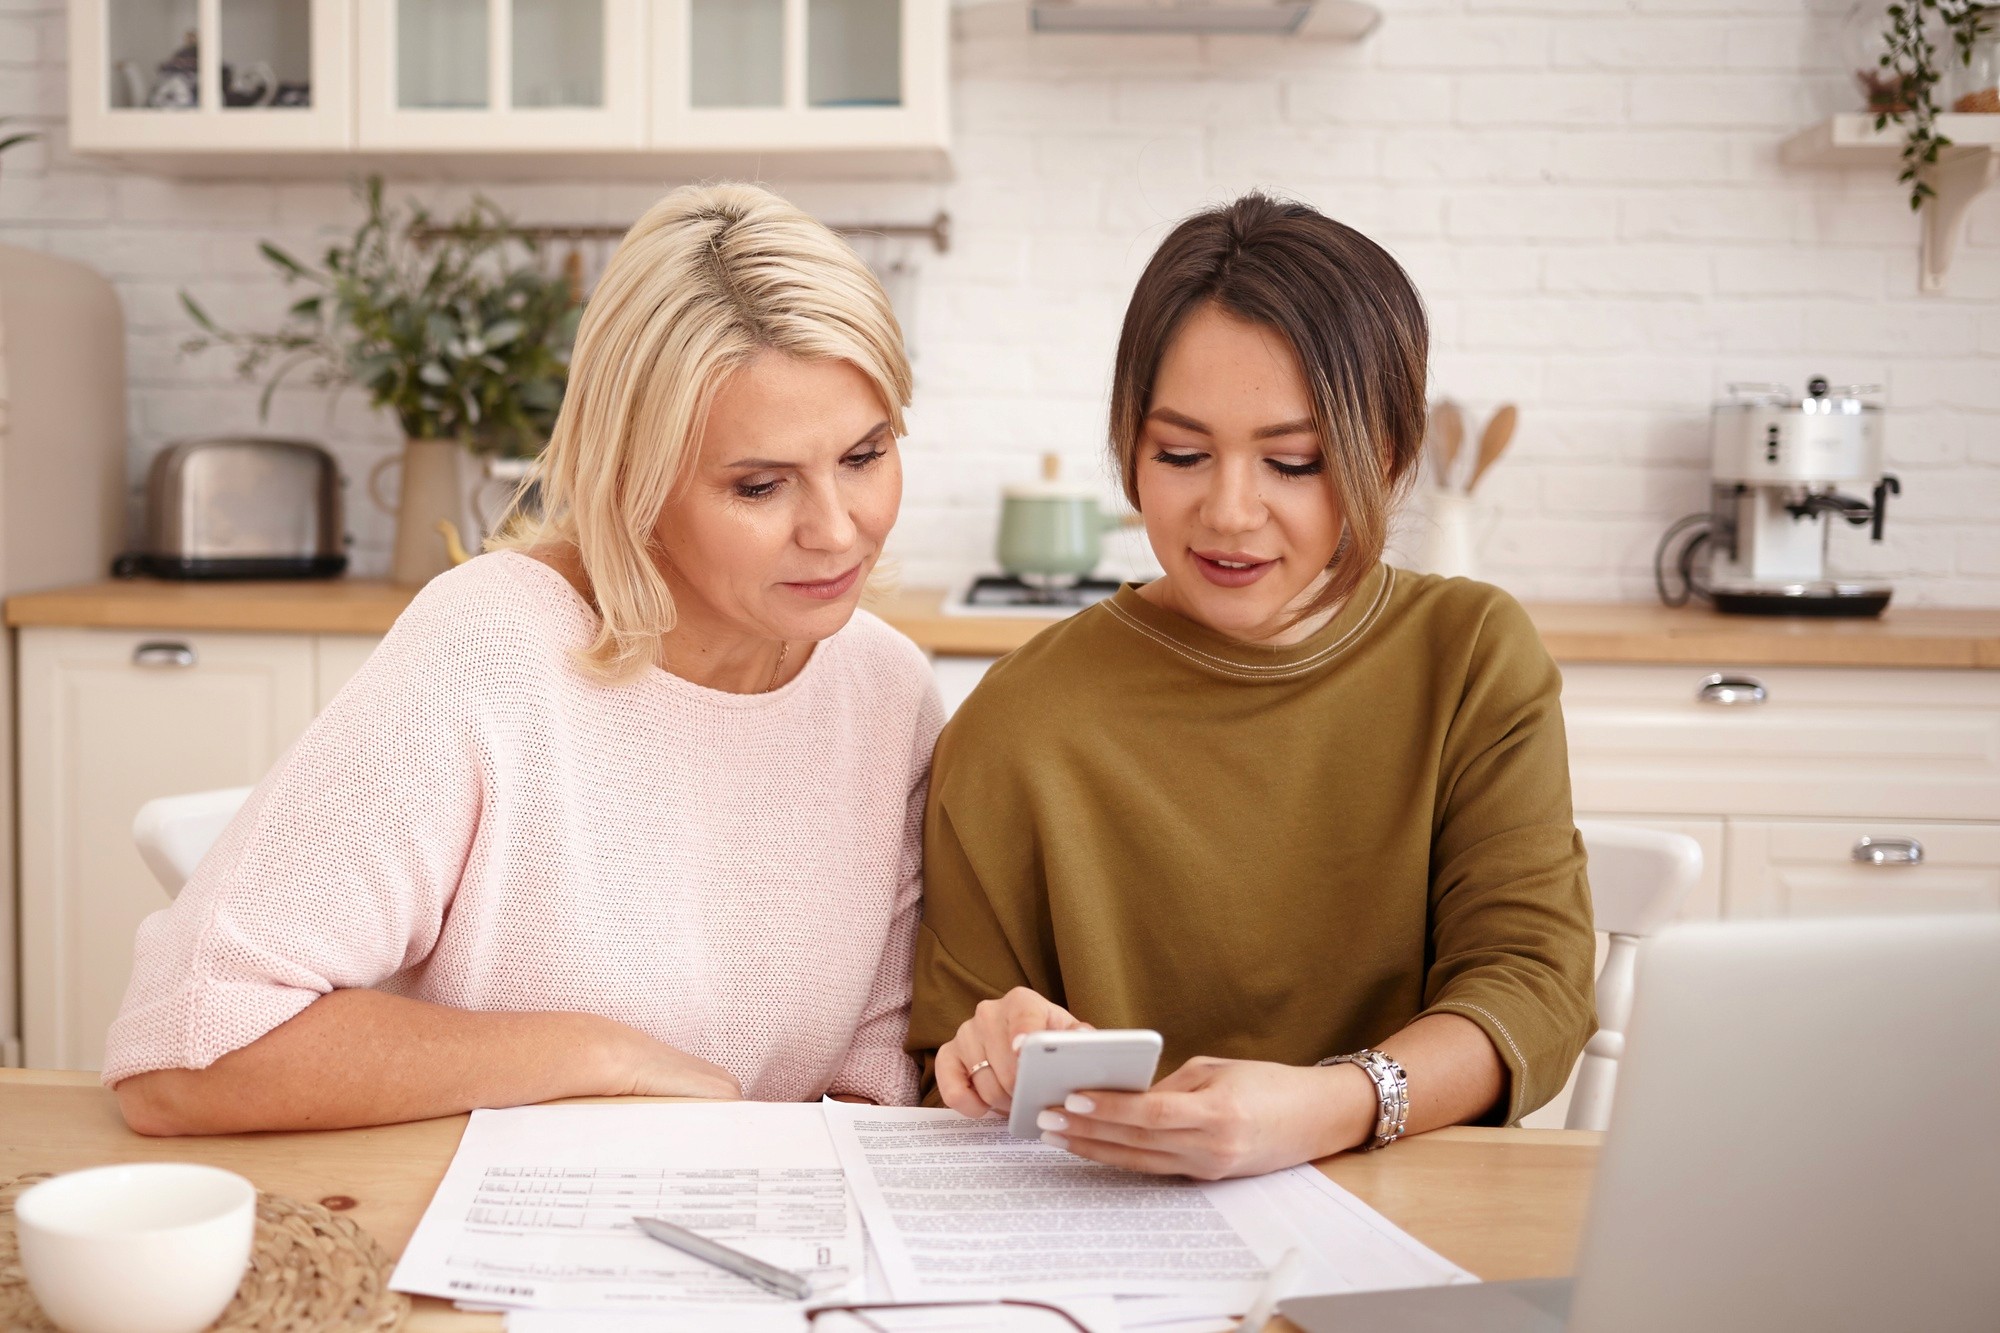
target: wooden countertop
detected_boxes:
[9,577,2000,668]
[6,578,418,636]
[0,1070,1601,1331]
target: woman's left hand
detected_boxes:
[1034,1056,1377,1180]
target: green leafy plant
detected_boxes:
[1876,0,1998,209]
[183,176,581,458]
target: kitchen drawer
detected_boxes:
[1724,819,2000,920]
[1560,665,2000,821]
[18,627,317,1070]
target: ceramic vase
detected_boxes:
[370,438,479,585]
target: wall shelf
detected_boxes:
[1782,113,2000,295]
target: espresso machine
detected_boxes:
[1656,377,1900,616]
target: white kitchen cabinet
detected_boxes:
[70,0,352,151]
[1562,663,2000,922]
[1560,664,2000,823]
[18,627,317,1071]
[314,633,383,711]
[356,0,649,150]
[70,0,950,170]
[655,0,949,158]
[1724,820,2000,920]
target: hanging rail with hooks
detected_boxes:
[410,211,952,255]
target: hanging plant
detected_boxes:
[1876,0,1999,209]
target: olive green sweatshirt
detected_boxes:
[908,563,1597,1123]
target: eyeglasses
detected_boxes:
[806,1299,1093,1331]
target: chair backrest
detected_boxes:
[1566,820,1703,1131]
[132,786,253,898]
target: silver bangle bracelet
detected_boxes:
[1317,1048,1409,1151]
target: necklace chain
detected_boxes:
[766,640,790,693]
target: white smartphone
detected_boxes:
[1006,1029,1163,1139]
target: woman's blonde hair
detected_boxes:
[497,182,911,683]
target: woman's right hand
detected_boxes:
[936,987,1088,1118]
[594,1019,744,1100]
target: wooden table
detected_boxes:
[0,1070,1601,1330]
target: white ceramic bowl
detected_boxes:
[15,1163,256,1333]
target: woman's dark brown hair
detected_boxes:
[1109,192,1430,621]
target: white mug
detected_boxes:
[16,1163,255,1333]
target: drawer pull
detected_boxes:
[1852,836,1924,867]
[132,642,196,669]
[1696,674,1767,706]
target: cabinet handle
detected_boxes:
[1852,836,1924,867]
[1695,673,1767,706]
[132,642,196,669]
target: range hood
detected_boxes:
[1028,1,1379,38]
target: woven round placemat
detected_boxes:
[0,1173,409,1332]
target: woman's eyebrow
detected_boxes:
[1149,406,1316,440]
[1148,406,1211,435]
[723,421,890,470]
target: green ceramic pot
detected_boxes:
[996,454,1137,579]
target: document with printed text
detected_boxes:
[822,1103,1473,1308]
[392,1103,864,1311]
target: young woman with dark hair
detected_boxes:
[908,193,1597,1179]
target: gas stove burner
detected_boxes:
[948,573,1125,617]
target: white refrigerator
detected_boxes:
[0,244,128,1066]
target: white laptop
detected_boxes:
[1281,914,2000,1333]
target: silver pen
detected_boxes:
[631,1215,815,1301]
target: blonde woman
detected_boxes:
[108,184,942,1135]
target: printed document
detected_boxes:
[504,1294,1124,1333]
[392,1103,863,1310]
[822,1104,1472,1306]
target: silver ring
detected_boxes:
[967,1060,992,1079]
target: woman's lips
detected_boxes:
[782,563,863,601]
[1192,550,1275,588]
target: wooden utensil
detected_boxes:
[1430,400,1465,491]
[1467,403,1517,493]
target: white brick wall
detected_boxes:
[0,1,1995,605]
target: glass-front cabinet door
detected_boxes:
[356,0,646,149]
[655,0,947,158]
[70,0,351,150]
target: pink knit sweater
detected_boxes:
[103,552,943,1105]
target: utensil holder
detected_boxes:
[1413,489,1495,582]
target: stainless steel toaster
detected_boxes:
[114,437,348,579]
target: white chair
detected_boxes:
[132,786,253,899]
[1565,819,1704,1131]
